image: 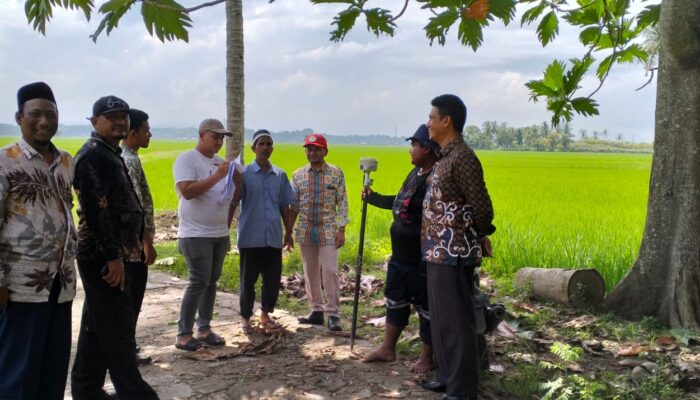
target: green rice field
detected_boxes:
[0,137,651,290]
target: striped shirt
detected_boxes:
[291,162,349,246]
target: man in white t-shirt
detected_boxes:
[172,118,235,351]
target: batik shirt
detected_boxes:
[291,162,349,246]
[74,133,144,262]
[121,145,154,262]
[422,138,495,266]
[0,139,77,303]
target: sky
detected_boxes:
[0,0,657,142]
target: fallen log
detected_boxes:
[514,267,605,308]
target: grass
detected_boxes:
[0,137,651,289]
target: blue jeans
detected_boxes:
[177,236,230,336]
[0,274,71,400]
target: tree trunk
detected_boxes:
[603,0,700,329]
[225,0,244,162]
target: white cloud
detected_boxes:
[0,0,657,142]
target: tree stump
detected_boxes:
[514,268,605,308]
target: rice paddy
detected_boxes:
[0,137,651,289]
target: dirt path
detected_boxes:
[65,270,438,400]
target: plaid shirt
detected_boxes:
[121,145,154,262]
[0,139,77,303]
[422,138,495,266]
[291,162,349,246]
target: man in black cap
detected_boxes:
[362,124,438,373]
[0,82,77,399]
[71,96,159,399]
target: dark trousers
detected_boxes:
[125,261,148,325]
[427,262,479,398]
[0,275,71,400]
[384,257,431,345]
[239,247,282,319]
[71,255,158,400]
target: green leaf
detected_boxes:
[425,10,459,46]
[488,0,517,25]
[564,0,604,27]
[636,4,661,31]
[140,0,192,42]
[543,60,565,92]
[579,26,601,46]
[571,97,600,117]
[520,2,545,26]
[419,0,463,8]
[329,7,362,42]
[536,11,559,46]
[525,79,558,100]
[563,56,594,93]
[457,16,484,51]
[91,0,133,42]
[596,54,614,80]
[364,8,396,38]
[616,44,649,64]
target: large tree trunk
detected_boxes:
[225,0,244,162]
[603,0,700,329]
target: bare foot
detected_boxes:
[240,318,252,334]
[408,358,434,374]
[259,312,271,326]
[362,347,396,363]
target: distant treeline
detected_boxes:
[464,121,653,153]
[0,121,652,153]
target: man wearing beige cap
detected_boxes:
[172,118,235,351]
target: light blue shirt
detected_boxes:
[237,161,295,249]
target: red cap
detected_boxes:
[304,133,328,148]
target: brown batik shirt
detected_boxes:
[421,138,495,266]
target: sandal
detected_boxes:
[175,338,204,351]
[240,323,253,335]
[197,331,226,347]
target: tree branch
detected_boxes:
[183,0,226,13]
[389,0,409,22]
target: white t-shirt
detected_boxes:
[173,149,232,238]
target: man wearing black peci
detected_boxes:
[420,94,495,400]
[71,96,158,399]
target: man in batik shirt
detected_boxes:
[291,133,349,332]
[0,82,77,400]
[420,94,495,400]
[121,108,157,365]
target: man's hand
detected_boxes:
[0,287,9,311]
[214,161,230,180]
[361,186,373,201]
[104,258,125,290]
[283,232,294,251]
[481,236,493,257]
[144,243,158,266]
[335,230,346,249]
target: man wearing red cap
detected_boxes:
[290,133,349,331]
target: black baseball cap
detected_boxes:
[92,95,129,117]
